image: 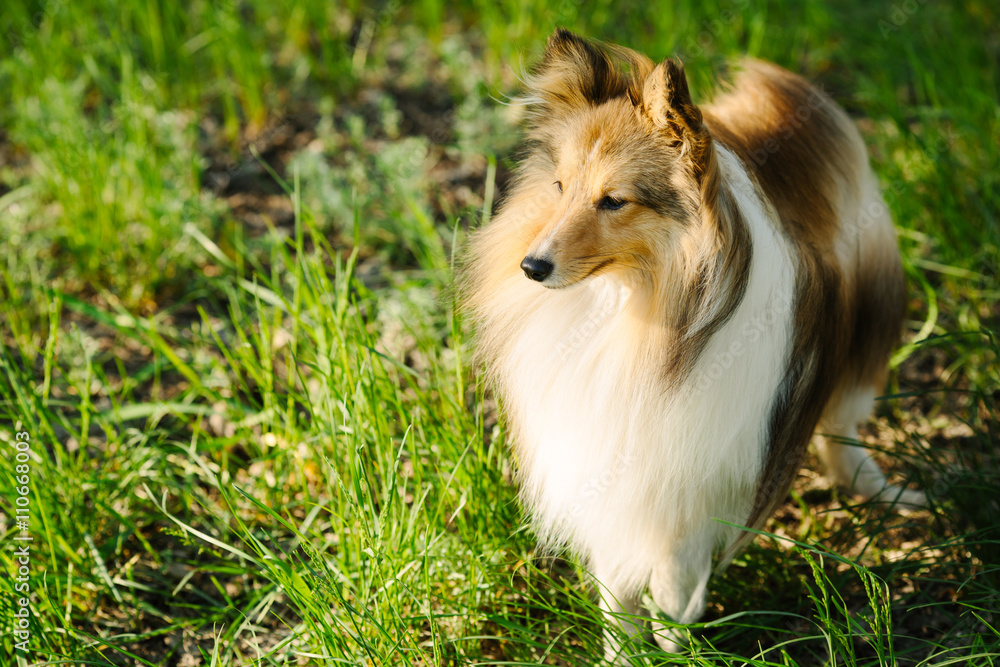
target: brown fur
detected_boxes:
[701,61,906,536]
[460,31,905,556]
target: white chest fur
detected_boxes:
[499,148,796,588]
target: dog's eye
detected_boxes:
[554,181,563,193]
[598,196,626,211]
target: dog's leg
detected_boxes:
[817,386,925,507]
[595,573,647,663]
[648,538,712,652]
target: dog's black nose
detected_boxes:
[520,256,553,282]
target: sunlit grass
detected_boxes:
[0,0,997,665]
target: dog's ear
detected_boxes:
[526,29,648,113]
[641,58,706,147]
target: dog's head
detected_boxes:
[515,29,717,289]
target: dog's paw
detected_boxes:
[604,642,642,666]
[870,484,926,510]
[651,622,689,654]
[603,629,651,665]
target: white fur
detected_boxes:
[817,386,926,508]
[496,146,797,655]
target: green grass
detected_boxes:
[0,0,998,665]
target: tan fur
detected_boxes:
[465,32,753,388]
[458,30,911,655]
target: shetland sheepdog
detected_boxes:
[459,29,923,658]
